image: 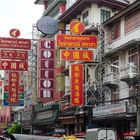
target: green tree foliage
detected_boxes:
[7,122,21,134]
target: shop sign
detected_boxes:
[9,29,20,38]
[3,71,25,106]
[0,50,28,60]
[38,38,55,102]
[71,64,84,106]
[37,110,53,120]
[0,60,28,71]
[8,71,19,104]
[70,20,85,35]
[56,34,97,48]
[39,70,54,79]
[60,49,93,61]
[37,16,58,35]
[93,103,126,117]
[0,37,31,50]
[39,60,54,69]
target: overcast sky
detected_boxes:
[0,0,43,39]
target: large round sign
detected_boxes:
[37,16,58,35]
[70,20,85,35]
[9,29,20,37]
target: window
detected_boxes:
[111,88,119,103]
[101,9,111,23]
[125,9,140,34]
[111,56,119,73]
[107,20,121,43]
[83,11,89,26]
[128,48,138,65]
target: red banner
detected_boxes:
[71,64,84,106]
[56,34,97,48]
[60,49,93,61]
[0,37,31,50]
[9,71,19,104]
[0,60,28,71]
[0,50,28,60]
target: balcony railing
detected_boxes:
[120,62,138,80]
[103,72,119,85]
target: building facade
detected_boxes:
[33,0,131,136]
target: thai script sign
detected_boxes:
[0,37,31,50]
[71,64,84,106]
[60,49,93,61]
[56,34,97,48]
[93,102,126,117]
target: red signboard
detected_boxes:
[4,85,24,92]
[9,29,20,38]
[56,34,97,48]
[0,50,28,60]
[70,20,85,35]
[38,38,56,103]
[60,49,93,61]
[0,80,2,87]
[0,60,28,71]
[9,71,19,104]
[71,64,84,106]
[0,37,31,50]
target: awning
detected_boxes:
[123,131,136,136]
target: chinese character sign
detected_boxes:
[9,71,19,104]
[70,64,84,106]
[60,49,94,61]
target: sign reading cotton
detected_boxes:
[37,16,58,35]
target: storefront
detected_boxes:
[58,106,78,135]
[32,104,59,135]
[92,102,131,139]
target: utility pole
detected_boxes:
[136,82,140,136]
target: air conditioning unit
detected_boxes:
[127,105,137,113]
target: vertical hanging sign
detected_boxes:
[70,64,84,106]
[8,71,19,104]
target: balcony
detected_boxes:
[43,0,66,16]
[127,105,137,114]
[103,72,119,87]
[120,62,138,82]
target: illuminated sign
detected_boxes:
[60,49,93,61]
[56,34,97,48]
[71,64,84,106]
[70,20,85,35]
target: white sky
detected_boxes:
[0,0,43,39]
